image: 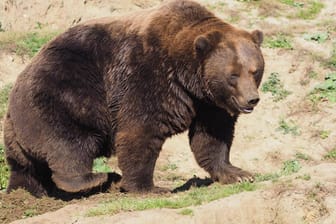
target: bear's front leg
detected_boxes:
[189,106,254,184]
[115,125,165,192]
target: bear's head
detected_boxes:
[195,28,264,115]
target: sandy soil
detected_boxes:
[0,0,335,223]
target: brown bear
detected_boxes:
[4,0,264,198]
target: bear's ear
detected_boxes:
[194,31,222,58]
[194,35,212,58]
[251,30,263,47]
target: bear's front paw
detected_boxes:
[211,165,254,184]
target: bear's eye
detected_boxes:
[252,70,260,79]
[228,74,239,86]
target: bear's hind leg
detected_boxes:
[48,139,119,193]
[4,114,48,197]
[7,167,48,197]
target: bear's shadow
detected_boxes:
[52,174,213,200]
[172,176,214,193]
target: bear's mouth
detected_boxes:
[231,97,254,114]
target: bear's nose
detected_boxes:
[247,97,260,106]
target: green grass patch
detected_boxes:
[278,0,324,19]
[16,32,57,57]
[319,130,330,139]
[264,34,293,49]
[23,208,37,218]
[303,32,329,43]
[179,208,194,216]
[255,172,280,182]
[324,148,336,160]
[162,163,178,171]
[255,159,302,183]
[277,119,301,136]
[0,31,58,57]
[0,83,12,119]
[254,159,301,182]
[297,174,311,181]
[297,1,324,19]
[281,160,301,175]
[0,144,9,190]
[93,157,112,173]
[86,182,257,216]
[295,152,311,161]
[310,73,336,103]
[0,84,12,190]
[279,0,304,7]
[261,72,291,101]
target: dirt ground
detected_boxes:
[0,0,336,223]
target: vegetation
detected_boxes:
[297,174,311,181]
[303,32,329,43]
[255,159,302,183]
[278,0,324,19]
[86,182,257,216]
[310,73,336,103]
[16,32,57,57]
[300,174,311,181]
[324,148,336,160]
[261,72,291,101]
[0,144,9,190]
[179,208,194,216]
[297,1,324,20]
[93,157,112,173]
[255,172,280,182]
[0,31,58,57]
[277,119,301,136]
[295,152,311,161]
[279,0,304,7]
[264,33,293,49]
[319,130,330,139]
[0,83,12,119]
[281,160,301,175]
[162,163,178,171]
[0,85,12,190]
[81,158,302,218]
[23,208,37,218]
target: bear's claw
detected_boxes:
[211,165,255,184]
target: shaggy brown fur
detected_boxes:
[4,0,264,197]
